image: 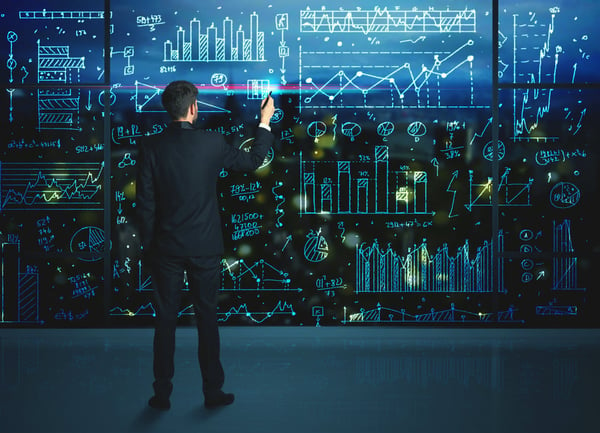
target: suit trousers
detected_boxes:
[150,254,225,399]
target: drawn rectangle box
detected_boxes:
[1,243,19,322]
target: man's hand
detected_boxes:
[260,92,275,126]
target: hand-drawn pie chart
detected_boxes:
[70,226,110,261]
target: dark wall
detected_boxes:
[1,0,598,326]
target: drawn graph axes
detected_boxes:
[465,169,532,210]
[300,40,481,109]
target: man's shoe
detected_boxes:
[148,395,171,410]
[204,391,234,409]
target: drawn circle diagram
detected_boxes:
[341,122,361,142]
[483,140,506,161]
[550,182,580,208]
[270,108,284,124]
[6,56,17,71]
[519,229,534,241]
[210,73,227,87]
[377,121,395,138]
[307,121,327,140]
[7,31,18,43]
[407,121,426,142]
[304,230,328,262]
[70,226,109,261]
[239,138,274,169]
[98,90,117,107]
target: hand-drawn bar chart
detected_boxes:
[356,232,505,293]
[163,13,264,62]
[300,146,429,215]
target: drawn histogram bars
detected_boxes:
[356,232,504,293]
[0,162,103,211]
[511,11,559,141]
[299,40,481,110]
[553,220,584,291]
[37,41,85,131]
[1,238,41,324]
[300,146,429,215]
[164,13,264,62]
[300,8,476,34]
[221,259,293,291]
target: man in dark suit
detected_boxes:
[136,80,275,410]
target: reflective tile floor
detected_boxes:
[0,327,598,433]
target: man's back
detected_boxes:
[137,122,272,257]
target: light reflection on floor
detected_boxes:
[0,327,597,433]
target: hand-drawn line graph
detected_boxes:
[464,168,533,211]
[299,41,482,110]
[356,232,505,293]
[342,303,516,324]
[553,219,585,291]
[109,302,156,317]
[164,13,264,62]
[221,259,296,291]
[0,162,103,211]
[133,258,293,292]
[300,146,430,215]
[215,300,296,324]
[134,80,231,113]
[300,7,476,34]
[510,8,583,142]
[1,237,41,324]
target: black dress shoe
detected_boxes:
[204,391,234,409]
[148,396,171,410]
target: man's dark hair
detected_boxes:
[161,80,198,120]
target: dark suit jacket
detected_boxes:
[136,121,273,257]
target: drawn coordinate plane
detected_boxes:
[299,7,484,110]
